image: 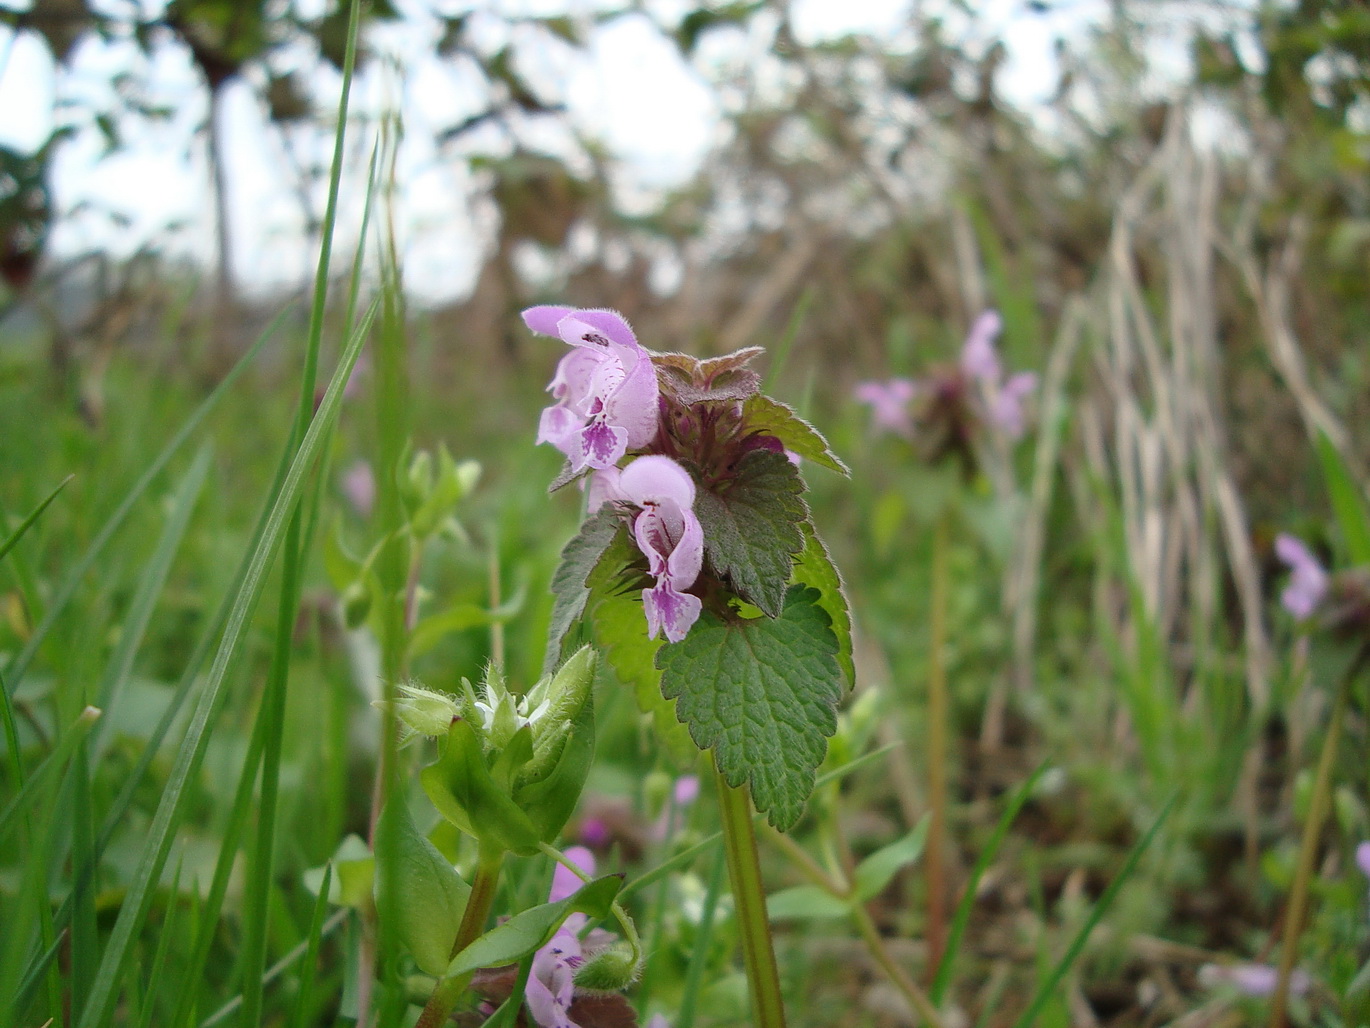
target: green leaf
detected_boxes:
[545,507,625,672]
[301,835,375,910]
[411,586,526,658]
[420,719,541,855]
[853,816,929,902]
[791,521,854,689]
[447,875,623,977]
[741,394,849,476]
[766,884,850,921]
[1315,429,1370,564]
[658,586,841,830]
[587,561,696,760]
[694,449,808,618]
[375,795,471,976]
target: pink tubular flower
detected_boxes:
[619,456,704,643]
[854,378,917,436]
[961,310,1036,440]
[525,306,660,472]
[1275,533,1328,620]
[591,456,704,641]
[526,846,597,1028]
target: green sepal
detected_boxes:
[489,723,535,793]
[518,695,596,845]
[374,795,472,977]
[419,718,541,855]
[447,874,623,978]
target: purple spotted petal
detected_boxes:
[643,582,703,643]
[960,310,1003,383]
[562,308,639,350]
[574,420,629,471]
[523,305,576,338]
[1275,533,1328,619]
[538,404,582,454]
[604,347,661,449]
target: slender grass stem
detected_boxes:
[850,902,948,1028]
[713,758,788,1028]
[413,849,504,1028]
[1269,644,1367,1028]
[926,507,952,977]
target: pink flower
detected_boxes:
[652,775,700,841]
[854,378,917,436]
[1356,841,1370,881]
[526,846,598,1028]
[341,460,375,518]
[1198,962,1310,998]
[590,456,704,643]
[961,310,1036,440]
[1275,533,1328,620]
[526,306,660,472]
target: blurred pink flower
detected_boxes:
[652,775,701,841]
[1199,962,1309,998]
[341,460,375,519]
[854,378,917,436]
[527,846,597,1028]
[1275,533,1328,620]
[1356,841,1370,881]
[961,310,1036,440]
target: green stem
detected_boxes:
[926,507,952,977]
[765,824,946,1028]
[1269,645,1367,1028]
[713,757,787,1028]
[413,849,503,1028]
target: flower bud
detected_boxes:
[573,943,641,993]
[384,682,461,739]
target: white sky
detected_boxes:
[0,0,1258,304]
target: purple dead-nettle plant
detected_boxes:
[855,309,1037,471]
[531,305,853,827]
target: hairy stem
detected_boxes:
[1270,645,1367,1028]
[414,849,504,1028]
[926,507,952,977]
[714,759,787,1028]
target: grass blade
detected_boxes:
[1315,428,1370,564]
[288,863,334,1028]
[1007,794,1176,1028]
[931,761,1049,1003]
[0,705,101,844]
[5,310,284,690]
[0,473,73,564]
[76,300,376,1028]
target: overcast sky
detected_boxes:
[0,0,1259,304]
